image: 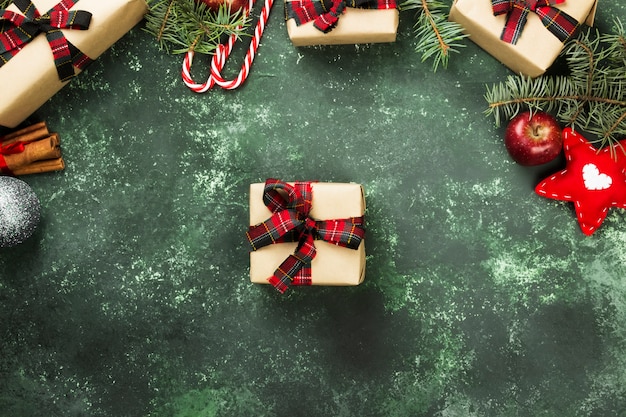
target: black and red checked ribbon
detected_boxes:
[492,0,579,45]
[0,0,93,82]
[247,179,365,294]
[285,0,396,34]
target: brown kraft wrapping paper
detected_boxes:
[0,0,149,129]
[449,0,598,78]
[249,182,366,286]
[285,3,399,46]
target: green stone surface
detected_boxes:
[2,2,626,416]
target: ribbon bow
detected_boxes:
[286,0,396,33]
[247,179,365,294]
[0,0,93,81]
[0,141,25,174]
[492,0,579,45]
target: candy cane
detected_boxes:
[181,0,274,92]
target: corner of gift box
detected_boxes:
[284,0,399,46]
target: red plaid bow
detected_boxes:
[247,179,365,294]
[0,0,93,81]
[492,0,579,45]
[0,141,25,174]
[286,0,396,33]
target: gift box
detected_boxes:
[449,0,598,78]
[247,179,366,293]
[0,0,148,129]
[285,0,399,46]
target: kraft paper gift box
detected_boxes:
[285,0,399,46]
[449,0,598,78]
[248,180,366,292]
[0,0,149,129]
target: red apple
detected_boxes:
[195,0,248,12]
[504,111,563,166]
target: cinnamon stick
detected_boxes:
[3,135,61,170]
[0,121,49,145]
[50,132,60,148]
[12,158,65,176]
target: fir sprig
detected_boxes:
[399,0,468,71]
[485,20,626,155]
[0,0,9,9]
[144,0,249,55]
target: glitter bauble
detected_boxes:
[0,176,41,247]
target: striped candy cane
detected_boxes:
[181,0,274,92]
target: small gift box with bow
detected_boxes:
[247,179,366,294]
[449,0,598,77]
[0,0,148,129]
[285,0,399,46]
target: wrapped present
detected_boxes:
[449,0,598,78]
[247,179,366,293]
[0,0,148,129]
[285,0,399,46]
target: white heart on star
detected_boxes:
[582,163,612,190]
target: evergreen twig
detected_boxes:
[0,0,9,9]
[399,0,468,71]
[485,20,626,155]
[144,0,249,55]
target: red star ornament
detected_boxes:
[535,127,626,236]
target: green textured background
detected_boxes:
[2,1,626,416]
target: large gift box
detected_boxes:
[449,0,598,78]
[247,179,366,293]
[285,0,399,46]
[0,0,148,129]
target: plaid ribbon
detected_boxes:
[247,179,365,294]
[0,0,93,81]
[0,141,25,174]
[286,0,396,33]
[492,0,579,45]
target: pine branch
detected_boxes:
[485,20,626,153]
[144,0,249,55]
[400,0,468,71]
[0,0,9,8]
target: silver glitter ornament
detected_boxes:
[0,176,41,247]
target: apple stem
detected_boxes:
[533,125,541,137]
